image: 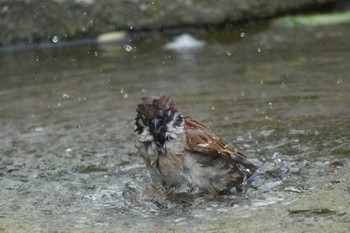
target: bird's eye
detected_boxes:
[173,114,183,127]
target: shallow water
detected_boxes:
[1,23,350,232]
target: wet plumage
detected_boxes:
[135,95,256,194]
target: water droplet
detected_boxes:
[272,152,282,164]
[124,44,132,52]
[64,148,72,157]
[211,106,215,111]
[35,127,43,132]
[52,35,59,43]
[63,93,70,99]
[226,51,232,56]
[240,32,245,38]
[123,93,128,99]
[257,47,261,52]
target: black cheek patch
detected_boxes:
[135,117,145,134]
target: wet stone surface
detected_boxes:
[0,0,341,46]
[0,23,350,232]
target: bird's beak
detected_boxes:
[152,118,160,130]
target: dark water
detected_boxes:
[1,23,350,232]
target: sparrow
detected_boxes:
[134,95,256,194]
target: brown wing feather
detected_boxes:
[184,116,256,172]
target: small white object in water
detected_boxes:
[63,93,70,99]
[284,186,302,193]
[64,148,72,157]
[164,33,205,51]
[253,197,283,207]
[34,127,43,132]
[288,129,306,135]
[97,31,128,44]
[124,44,132,52]
[52,35,59,43]
[259,129,274,137]
[174,217,186,223]
[217,208,228,213]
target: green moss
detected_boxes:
[275,11,350,27]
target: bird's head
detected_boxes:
[135,95,184,148]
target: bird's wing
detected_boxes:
[184,116,256,172]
